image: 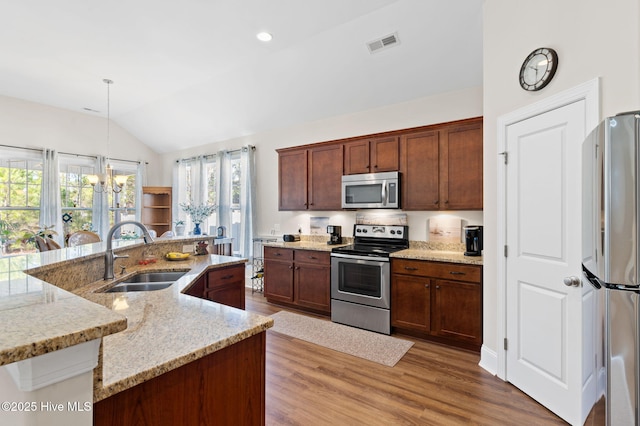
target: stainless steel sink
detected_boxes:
[103,271,187,293]
[120,271,186,283]
[105,282,175,293]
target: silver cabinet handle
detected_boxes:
[563,276,581,287]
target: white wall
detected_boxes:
[159,86,484,239]
[0,95,163,184]
[483,0,640,354]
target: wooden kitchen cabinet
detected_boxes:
[399,130,440,210]
[308,144,343,210]
[206,264,246,310]
[183,264,246,310]
[344,136,399,175]
[439,120,483,210]
[391,258,482,351]
[141,186,172,235]
[264,246,331,315]
[278,144,343,210]
[400,117,483,210]
[278,149,308,210]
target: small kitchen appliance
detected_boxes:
[330,224,409,334]
[326,225,342,245]
[463,225,483,256]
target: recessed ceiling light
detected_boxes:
[256,32,273,42]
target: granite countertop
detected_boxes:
[78,254,273,402]
[263,240,349,252]
[391,249,483,266]
[264,238,483,266]
[0,239,273,403]
[0,255,126,367]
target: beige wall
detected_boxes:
[483,0,640,354]
[0,95,163,183]
[159,86,484,240]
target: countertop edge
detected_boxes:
[93,319,273,402]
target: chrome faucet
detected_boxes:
[104,220,154,280]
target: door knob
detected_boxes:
[563,276,581,287]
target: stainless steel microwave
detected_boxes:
[341,171,400,209]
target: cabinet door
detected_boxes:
[279,149,308,210]
[439,121,483,210]
[343,139,370,175]
[308,144,343,210]
[205,283,244,310]
[433,279,482,344]
[391,274,431,332]
[183,274,206,299]
[400,130,440,210]
[370,136,399,172]
[264,259,294,303]
[294,261,331,313]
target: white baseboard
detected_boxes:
[479,344,498,376]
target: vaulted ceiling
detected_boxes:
[0,0,483,153]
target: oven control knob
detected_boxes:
[397,230,402,235]
[363,229,368,233]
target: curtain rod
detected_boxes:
[175,145,256,164]
[0,143,146,164]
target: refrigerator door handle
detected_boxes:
[581,264,603,289]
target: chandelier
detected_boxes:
[87,79,127,193]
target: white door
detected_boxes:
[505,99,596,425]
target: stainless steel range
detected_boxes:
[330,224,409,335]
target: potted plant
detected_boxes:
[174,220,186,237]
[179,203,217,235]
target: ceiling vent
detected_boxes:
[366,32,400,54]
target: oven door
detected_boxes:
[330,253,390,309]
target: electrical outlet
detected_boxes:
[182,245,193,253]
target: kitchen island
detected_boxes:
[0,237,273,425]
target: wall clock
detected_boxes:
[519,47,558,91]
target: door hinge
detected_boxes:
[499,151,508,165]
[504,245,508,257]
[504,338,508,351]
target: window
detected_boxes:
[107,161,138,230]
[0,148,43,254]
[59,155,96,236]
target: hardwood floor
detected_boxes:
[244,289,581,426]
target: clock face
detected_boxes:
[519,48,558,91]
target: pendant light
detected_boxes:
[87,78,127,193]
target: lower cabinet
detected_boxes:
[264,247,331,315]
[184,263,245,310]
[391,258,482,351]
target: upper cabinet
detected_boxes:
[401,118,483,210]
[439,120,483,210]
[277,117,482,211]
[278,149,308,210]
[278,144,343,211]
[344,136,399,175]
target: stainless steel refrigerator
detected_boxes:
[582,111,640,425]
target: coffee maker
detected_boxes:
[326,225,342,245]
[464,225,483,256]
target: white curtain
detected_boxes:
[173,156,208,232]
[239,146,256,258]
[39,149,63,245]
[172,160,188,226]
[217,150,232,238]
[92,156,109,238]
[134,161,146,222]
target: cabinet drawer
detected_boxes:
[207,265,245,289]
[294,249,330,264]
[264,246,294,261]
[392,259,481,283]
